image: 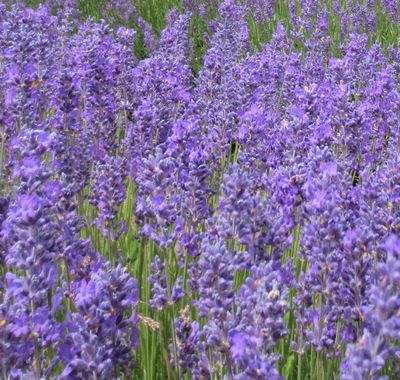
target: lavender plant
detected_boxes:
[1,0,400,379]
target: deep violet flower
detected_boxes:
[89,155,127,241]
[59,263,139,379]
[3,1,400,380]
[148,255,185,312]
[340,235,400,380]
[0,135,62,378]
[227,262,290,379]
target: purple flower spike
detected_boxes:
[341,235,400,380]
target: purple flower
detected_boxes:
[60,263,139,378]
[149,255,185,311]
[89,155,127,241]
[341,235,400,379]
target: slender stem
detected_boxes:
[297,352,302,380]
[30,299,41,380]
[163,250,179,378]
[33,336,41,380]
[182,249,189,293]
[159,317,173,380]
[64,259,72,310]
[222,324,234,380]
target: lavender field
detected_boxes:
[1,0,400,379]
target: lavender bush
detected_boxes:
[1,0,400,379]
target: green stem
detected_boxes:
[163,250,179,378]
[297,353,302,380]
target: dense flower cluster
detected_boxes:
[1,0,400,379]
